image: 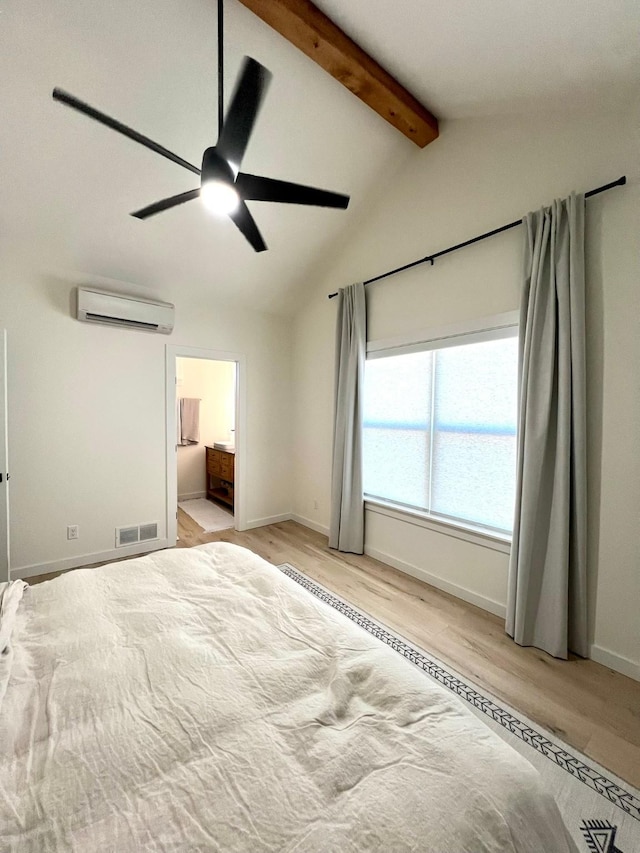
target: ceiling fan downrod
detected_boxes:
[218,0,224,138]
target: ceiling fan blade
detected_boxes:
[228,200,267,252]
[131,189,201,220]
[216,58,272,171]
[237,173,350,209]
[52,88,201,176]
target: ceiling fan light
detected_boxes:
[201,180,239,215]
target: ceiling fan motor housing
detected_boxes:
[201,147,237,187]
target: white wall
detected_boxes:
[176,357,235,501]
[291,105,640,679]
[0,268,291,577]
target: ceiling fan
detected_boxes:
[51,1,349,252]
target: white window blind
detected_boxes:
[363,332,518,535]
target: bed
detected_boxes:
[0,542,576,852]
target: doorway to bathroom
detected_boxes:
[165,345,245,545]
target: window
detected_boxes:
[363,326,518,536]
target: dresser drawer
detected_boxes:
[206,448,223,477]
[206,448,234,482]
[219,453,234,482]
[205,447,235,511]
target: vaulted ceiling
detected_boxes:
[1,0,638,315]
[313,0,640,118]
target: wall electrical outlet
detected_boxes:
[313,500,319,511]
[67,525,79,540]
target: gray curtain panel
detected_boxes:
[506,193,588,660]
[329,282,366,554]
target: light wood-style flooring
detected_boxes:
[30,508,640,788]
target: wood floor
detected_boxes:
[30,508,640,789]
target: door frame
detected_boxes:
[165,344,247,544]
[0,331,9,583]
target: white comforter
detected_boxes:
[0,543,576,852]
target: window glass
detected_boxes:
[363,351,432,509]
[431,338,518,531]
[363,333,518,534]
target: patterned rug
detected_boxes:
[278,563,640,853]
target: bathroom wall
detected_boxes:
[177,357,236,501]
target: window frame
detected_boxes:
[363,311,519,549]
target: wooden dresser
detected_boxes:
[205,447,235,511]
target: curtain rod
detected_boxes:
[327,175,626,299]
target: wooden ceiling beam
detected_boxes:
[236,0,439,148]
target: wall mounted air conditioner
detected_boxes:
[76,287,174,335]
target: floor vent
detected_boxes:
[115,522,159,548]
[139,522,158,542]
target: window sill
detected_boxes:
[364,498,512,554]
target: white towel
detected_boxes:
[179,398,200,445]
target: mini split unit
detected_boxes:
[76,287,175,335]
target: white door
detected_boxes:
[0,331,9,583]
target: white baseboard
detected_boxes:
[11,539,172,581]
[178,491,206,502]
[292,520,638,682]
[243,513,292,531]
[290,513,330,536]
[364,544,507,619]
[590,644,640,682]
[288,518,505,618]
